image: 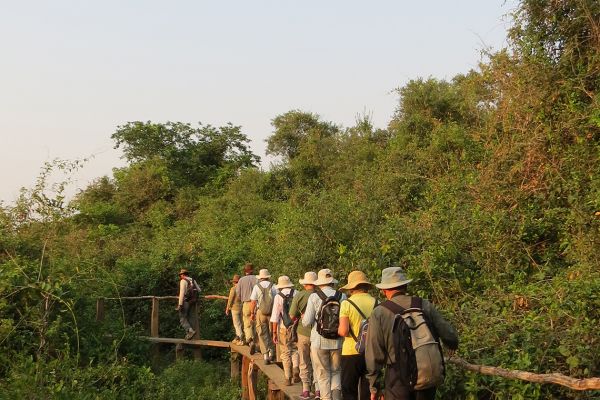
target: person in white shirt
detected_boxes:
[250,268,277,364]
[175,269,201,340]
[302,269,346,400]
[270,275,300,385]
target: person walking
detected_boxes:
[290,271,321,400]
[226,274,244,345]
[236,263,257,352]
[270,275,299,385]
[250,268,277,364]
[338,270,377,400]
[365,267,459,400]
[175,269,201,340]
[302,269,345,400]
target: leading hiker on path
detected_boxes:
[289,271,321,400]
[338,270,377,400]
[302,269,346,400]
[250,268,277,364]
[365,267,459,400]
[270,275,300,385]
[176,269,201,340]
[236,263,257,351]
[226,274,244,345]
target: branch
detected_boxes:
[448,356,600,391]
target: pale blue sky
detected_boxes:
[0,1,515,204]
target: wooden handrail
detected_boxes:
[102,295,227,300]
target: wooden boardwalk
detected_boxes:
[98,296,304,399]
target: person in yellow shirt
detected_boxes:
[338,271,378,400]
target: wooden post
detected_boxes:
[151,297,159,337]
[248,359,258,400]
[268,380,284,400]
[96,298,105,322]
[231,350,241,380]
[241,356,250,400]
[192,302,202,360]
[176,343,184,361]
[150,297,160,368]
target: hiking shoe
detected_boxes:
[184,329,196,340]
[299,391,310,400]
[314,390,321,399]
[248,339,256,355]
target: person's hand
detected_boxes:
[175,305,181,311]
[370,393,377,400]
[225,308,230,316]
[272,333,278,344]
[446,349,456,358]
[250,313,256,321]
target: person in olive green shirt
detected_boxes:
[289,271,320,400]
[226,274,244,345]
[338,271,378,400]
[365,267,459,400]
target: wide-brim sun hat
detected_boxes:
[299,271,318,285]
[375,267,413,289]
[276,275,294,289]
[257,268,271,279]
[340,270,373,291]
[314,268,336,286]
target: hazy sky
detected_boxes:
[0,1,514,204]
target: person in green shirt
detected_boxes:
[225,274,243,345]
[338,271,377,400]
[289,271,320,400]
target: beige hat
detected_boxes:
[257,268,271,279]
[375,267,413,290]
[275,275,294,289]
[340,270,372,291]
[314,268,336,286]
[299,271,318,285]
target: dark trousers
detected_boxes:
[385,366,436,400]
[341,354,370,400]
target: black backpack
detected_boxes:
[184,277,200,304]
[315,288,342,339]
[279,289,295,328]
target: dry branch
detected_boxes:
[449,356,600,391]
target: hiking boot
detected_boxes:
[299,391,310,400]
[314,390,321,400]
[293,368,301,383]
[332,389,342,400]
[248,339,256,355]
[184,329,196,340]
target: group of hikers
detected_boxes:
[177,264,459,400]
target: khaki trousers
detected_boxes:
[312,347,341,400]
[256,311,274,355]
[242,302,256,343]
[297,334,319,392]
[231,304,243,340]
[278,326,299,379]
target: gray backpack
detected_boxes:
[258,282,274,315]
[382,298,444,390]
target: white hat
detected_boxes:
[375,267,413,289]
[257,269,271,279]
[275,275,294,289]
[314,268,336,286]
[299,271,318,285]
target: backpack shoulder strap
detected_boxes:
[410,296,423,309]
[381,299,406,315]
[278,290,286,299]
[315,287,327,301]
[346,299,367,320]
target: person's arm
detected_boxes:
[289,294,300,319]
[365,309,386,396]
[425,300,459,350]
[301,294,316,327]
[226,287,235,315]
[177,279,187,309]
[338,300,350,337]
